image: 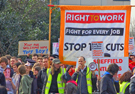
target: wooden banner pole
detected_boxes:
[48,0,52,68]
[98,59,100,78]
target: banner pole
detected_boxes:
[98,59,100,78]
[48,5,135,7]
[48,0,52,68]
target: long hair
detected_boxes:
[119,71,133,84]
[51,63,61,75]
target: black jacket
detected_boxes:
[29,71,37,94]
[129,75,135,94]
[0,86,7,94]
[124,85,130,94]
[37,68,47,94]
[100,74,119,94]
[0,72,6,87]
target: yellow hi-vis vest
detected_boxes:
[45,68,66,94]
[119,82,130,94]
[76,67,92,94]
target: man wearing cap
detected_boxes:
[72,56,97,94]
[42,58,66,94]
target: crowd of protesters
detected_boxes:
[0,53,135,94]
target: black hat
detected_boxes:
[50,54,59,58]
[62,72,71,82]
[104,53,111,57]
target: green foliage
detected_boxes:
[0,0,60,57]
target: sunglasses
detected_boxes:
[50,59,53,61]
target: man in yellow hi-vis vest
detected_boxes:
[42,58,65,94]
[72,56,97,94]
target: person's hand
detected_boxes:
[66,65,73,72]
[76,64,82,72]
[27,53,30,57]
[113,73,119,81]
[8,78,12,82]
[97,75,102,81]
[6,88,9,91]
[41,53,43,57]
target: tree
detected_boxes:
[0,0,60,57]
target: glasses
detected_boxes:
[50,59,53,61]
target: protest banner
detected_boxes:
[18,40,49,55]
[52,42,59,55]
[129,37,134,52]
[59,6,131,65]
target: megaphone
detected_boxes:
[89,62,97,71]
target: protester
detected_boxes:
[12,62,21,94]
[0,86,7,94]
[17,58,22,63]
[5,55,12,65]
[68,65,75,76]
[0,56,8,73]
[33,66,41,78]
[119,71,132,94]
[49,54,54,66]
[27,53,38,62]
[3,69,16,94]
[61,66,77,94]
[0,71,6,87]
[100,63,119,94]
[25,62,37,94]
[32,62,41,72]
[37,56,48,94]
[42,58,66,94]
[129,53,135,71]
[10,56,18,68]
[37,57,43,69]
[18,65,33,94]
[72,56,97,94]
[0,56,14,77]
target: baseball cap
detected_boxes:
[53,58,61,64]
[25,61,32,66]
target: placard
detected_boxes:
[129,37,134,52]
[92,41,104,59]
[94,57,129,78]
[52,42,59,55]
[18,40,49,55]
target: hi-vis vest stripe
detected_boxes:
[119,82,130,94]
[45,68,66,94]
[76,67,92,94]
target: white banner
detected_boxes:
[59,6,131,65]
[64,10,126,61]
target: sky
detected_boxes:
[131,0,135,20]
